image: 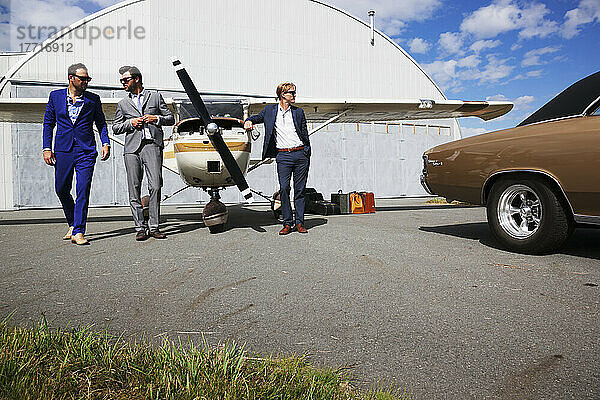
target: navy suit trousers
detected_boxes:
[276,149,310,226]
[54,141,97,235]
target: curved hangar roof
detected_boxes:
[1,0,445,101]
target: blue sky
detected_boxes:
[329,0,600,136]
[1,0,599,136]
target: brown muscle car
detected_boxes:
[421,71,600,254]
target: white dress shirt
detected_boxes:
[275,104,304,149]
[130,89,159,140]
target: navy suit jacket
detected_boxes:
[43,88,110,153]
[246,104,311,160]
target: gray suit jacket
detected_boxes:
[113,90,175,153]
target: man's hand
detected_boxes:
[131,117,143,128]
[142,114,158,124]
[101,145,110,161]
[244,120,253,131]
[43,150,55,166]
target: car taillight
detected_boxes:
[422,154,428,175]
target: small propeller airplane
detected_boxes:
[0,59,513,232]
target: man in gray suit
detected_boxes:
[113,66,174,241]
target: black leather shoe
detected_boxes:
[150,230,167,239]
[136,230,149,241]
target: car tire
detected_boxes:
[486,177,573,254]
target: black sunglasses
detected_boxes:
[71,74,92,82]
[283,90,296,96]
[120,77,134,84]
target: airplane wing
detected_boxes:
[247,98,513,122]
[0,97,512,124]
[0,97,176,123]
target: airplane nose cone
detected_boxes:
[207,123,219,135]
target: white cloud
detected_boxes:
[521,46,560,66]
[526,69,543,77]
[0,0,124,51]
[438,31,464,55]
[514,95,535,106]
[457,54,481,68]
[460,0,559,40]
[422,59,458,89]
[424,53,516,91]
[477,56,514,83]
[408,37,430,54]
[326,0,442,35]
[470,39,501,53]
[486,95,534,115]
[562,0,600,39]
[0,7,10,50]
[513,69,543,80]
[89,0,120,7]
[457,55,514,84]
[517,3,559,39]
[9,0,86,28]
[510,43,522,51]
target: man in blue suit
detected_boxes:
[42,63,111,245]
[244,82,311,235]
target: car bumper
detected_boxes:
[420,174,434,195]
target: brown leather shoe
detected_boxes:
[136,230,149,241]
[295,223,308,233]
[279,225,293,235]
[150,230,167,239]
[63,226,73,240]
[71,233,89,245]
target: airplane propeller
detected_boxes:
[171,58,253,203]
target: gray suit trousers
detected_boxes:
[124,142,163,231]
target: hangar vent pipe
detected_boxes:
[368,10,375,46]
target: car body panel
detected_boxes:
[423,115,600,217]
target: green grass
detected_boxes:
[0,316,414,400]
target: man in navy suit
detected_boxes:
[42,63,110,245]
[245,82,311,235]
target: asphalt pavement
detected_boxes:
[0,198,598,399]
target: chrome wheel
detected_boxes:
[487,177,573,254]
[497,184,541,239]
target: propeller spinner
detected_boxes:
[171,58,254,204]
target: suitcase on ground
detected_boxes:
[331,191,350,214]
[305,187,324,202]
[307,200,340,216]
[360,192,375,213]
[349,192,365,214]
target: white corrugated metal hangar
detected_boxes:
[0,0,461,210]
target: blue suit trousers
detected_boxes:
[276,150,310,226]
[54,141,97,235]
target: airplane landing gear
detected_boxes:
[203,189,228,233]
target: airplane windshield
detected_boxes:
[177,100,244,120]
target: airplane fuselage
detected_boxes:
[164,117,251,189]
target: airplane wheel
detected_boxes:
[208,223,225,234]
[486,177,573,254]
